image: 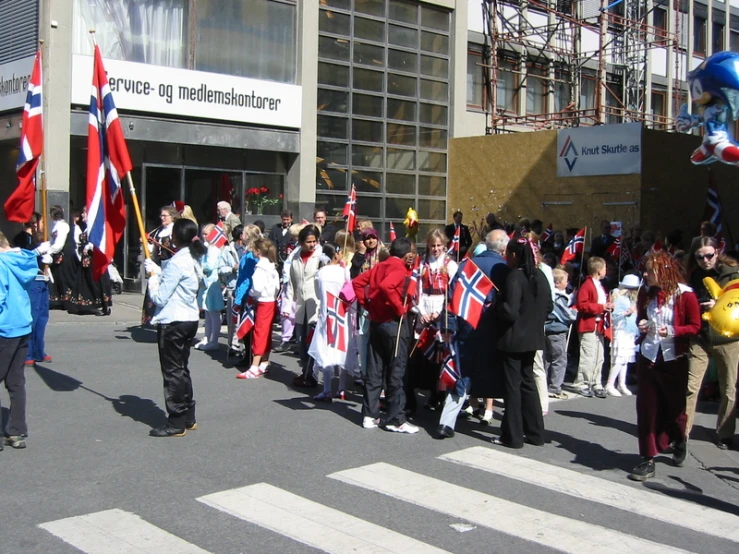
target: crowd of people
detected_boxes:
[1,202,736,486]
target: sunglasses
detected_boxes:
[695,252,716,261]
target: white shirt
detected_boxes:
[639,287,689,363]
[250,257,280,302]
[148,248,203,324]
[49,220,70,255]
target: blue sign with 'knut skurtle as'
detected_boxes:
[556,123,642,177]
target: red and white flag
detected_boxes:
[605,236,621,262]
[4,50,43,223]
[326,291,349,353]
[560,227,586,265]
[86,45,132,281]
[403,256,421,303]
[342,184,357,232]
[207,222,228,248]
[541,224,553,242]
[447,225,460,256]
[415,325,438,361]
[236,299,256,340]
[449,259,494,329]
[439,342,460,389]
[389,222,397,242]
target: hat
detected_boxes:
[171,200,185,213]
[619,274,641,289]
[361,227,379,239]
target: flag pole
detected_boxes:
[39,40,48,241]
[580,226,588,274]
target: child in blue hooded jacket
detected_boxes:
[0,231,39,450]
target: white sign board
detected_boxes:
[71,55,302,129]
[0,55,35,112]
[557,123,642,177]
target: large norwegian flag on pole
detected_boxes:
[342,184,357,232]
[560,227,586,265]
[4,50,43,223]
[449,259,494,329]
[87,44,132,281]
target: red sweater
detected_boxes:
[576,276,607,334]
[353,256,411,323]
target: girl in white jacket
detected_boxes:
[238,238,280,379]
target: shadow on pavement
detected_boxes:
[643,480,739,517]
[555,409,637,436]
[120,325,158,344]
[33,364,166,429]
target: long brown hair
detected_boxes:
[684,236,738,275]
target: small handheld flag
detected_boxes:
[541,224,553,242]
[439,342,460,389]
[389,222,397,242]
[447,225,460,257]
[207,222,228,248]
[449,259,494,329]
[4,50,43,223]
[342,184,357,232]
[560,227,586,265]
[236,300,256,340]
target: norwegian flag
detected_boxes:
[207,222,228,248]
[702,173,723,235]
[86,45,132,281]
[326,291,349,353]
[235,299,256,340]
[605,237,621,261]
[389,222,397,242]
[415,325,438,361]
[439,342,460,389]
[719,237,727,254]
[231,303,240,325]
[342,184,357,232]
[4,51,43,223]
[541,224,553,243]
[560,227,586,265]
[449,259,494,329]
[447,225,460,256]
[404,256,421,302]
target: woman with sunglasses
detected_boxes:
[684,237,739,450]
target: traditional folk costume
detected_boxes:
[48,219,71,309]
[66,223,111,315]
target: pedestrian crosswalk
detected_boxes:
[38,446,739,554]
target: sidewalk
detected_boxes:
[49,292,145,325]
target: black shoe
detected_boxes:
[149,426,186,437]
[435,425,455,439]
[578,386,593,398]
[673,440,687,467]
[717,438,734,450]
[185,421,198,431]
[629,458,655,481]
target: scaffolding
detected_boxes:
[480,0,679,134]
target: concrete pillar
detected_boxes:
[39,0,73,216]
[450,0,469,138]
[288,0,319,221]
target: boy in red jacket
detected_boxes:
[574,257,614,398]
[353,238,418,433]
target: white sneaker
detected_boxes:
[606,385,622,397]
[385,422,419,434]
[199,342,219,351]
[362,417,379,429]
[618,384,633,396]
[194,339,208,350]
[480,410,493,425]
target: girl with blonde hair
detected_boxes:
[605,274,641,396]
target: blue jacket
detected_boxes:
[234,251,258,307]
[0,249,38,338]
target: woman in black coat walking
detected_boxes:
[493,237,553,448]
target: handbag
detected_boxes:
[339,279,356,303]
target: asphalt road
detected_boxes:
[1,293,738,554]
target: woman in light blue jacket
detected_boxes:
[196,223,225,351]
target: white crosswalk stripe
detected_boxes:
[197,482,450,554]
[329,462,693,554]
[440,446,739,543]
[38,508,211,554]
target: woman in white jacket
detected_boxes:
[238,238,280,379]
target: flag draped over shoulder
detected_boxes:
[87,44,132,281]
[4,51,43,223]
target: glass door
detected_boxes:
[183,169,243,228]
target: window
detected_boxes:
[580,76,595,111]
[653,7,668,46]
[732,31,739,52]
[651,90,666,129]
[72,0,298,83]
[713,23,725,54]
[466,50,484,110]
[525,64,546,115]
[694,16,706,56]
[497,59,518,114]
[552,74,571,113]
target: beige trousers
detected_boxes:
[575,332,604,389]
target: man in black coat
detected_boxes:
[268,209,293,270]
[590,220,615,258]
[444,211,473,259]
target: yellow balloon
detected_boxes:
[404,207,419,239]
[702,277,739,338]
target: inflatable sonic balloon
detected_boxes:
[702,276,739,338]
[676,51,739,165]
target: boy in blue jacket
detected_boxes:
[0,231,39,450]
[544,268,578,398]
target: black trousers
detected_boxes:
[500,350,544,448]
[0,334,29,436]
[157,321,198,428]
[364,319,411,426]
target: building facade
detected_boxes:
[0,0,738,287]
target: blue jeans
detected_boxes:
[26,280,49,362]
